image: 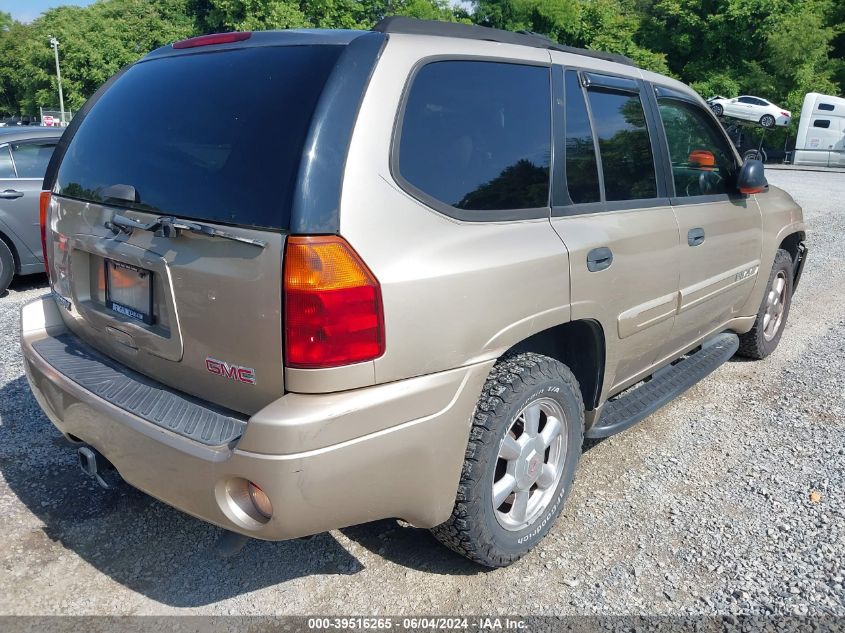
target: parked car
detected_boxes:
[0,127,62,293]
[22,18,806,567]
[0,116,40,127]
[708,95,791,128]
[792,92,845,167]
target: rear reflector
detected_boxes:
[39,192,50,278]
[284,236,385,369]
[172,32,251,49]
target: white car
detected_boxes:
[708,95,791,128]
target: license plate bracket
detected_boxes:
[105,260,154,325]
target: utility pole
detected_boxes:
[48,36,66,126]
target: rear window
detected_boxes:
[55,45,343,230]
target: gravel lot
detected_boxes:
[0,170,842,616]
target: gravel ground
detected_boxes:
[0,170,842,616]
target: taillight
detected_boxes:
[284,236,385,369]
[39,191,50,279]
[172,32,251,49]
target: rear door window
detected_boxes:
[562,70,601,204]
[11,141,56,178]
[0,146,14,178]
[397,60,551,216]
[55,45,343,230]
[586,89,658,201]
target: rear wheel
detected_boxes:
[737,249,794,359]
[0,240,14,295]
[431,353,584,567]
[760,114,776,129]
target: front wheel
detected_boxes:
[737,249,794,359]
[712,103,724,116]
[431,353,584,567]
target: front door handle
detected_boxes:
[688,227,705,246]
[0,189,23,199]
[587,246,613,272]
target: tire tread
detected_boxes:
[430,352,584,567]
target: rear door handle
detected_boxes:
[0,189,23,199]
[587,247,613,272]
[688,227,705,246]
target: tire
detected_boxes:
[760,114,776,129]
[743,148,767,163]
[0,239,14,295]
[737,249,794,359]
[431,352,584,567]
[712,103,724,116]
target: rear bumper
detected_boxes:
[21,295,490,540]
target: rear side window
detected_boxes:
[818,103,834,111]
[11,141,56,178]
[587,90,657,201]
[0,146,14,178]
[813,119,831,128]
[563,70,600,204]
[55,45,343,230]
[397,60,551,215]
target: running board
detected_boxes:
[586,332,739,439]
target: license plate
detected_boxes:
[105,260,154,324]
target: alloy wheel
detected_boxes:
[492,397,568,531]
[763,271,787,341]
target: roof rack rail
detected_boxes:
[372,17,637,67]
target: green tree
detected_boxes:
[471,0,668,73]
[0,0,194,116]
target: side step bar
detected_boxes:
[586,332,739,439]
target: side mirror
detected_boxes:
[689,149,716,170]
[737,159,767,194]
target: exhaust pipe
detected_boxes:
[77,446,119,489]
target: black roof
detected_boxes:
[372,17,636,67]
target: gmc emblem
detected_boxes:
[205,357,256,385]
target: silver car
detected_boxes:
[0,127,62,293]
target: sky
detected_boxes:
[0,0,95,23]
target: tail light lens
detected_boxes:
[284,236,385,369]
[39,192,51,279]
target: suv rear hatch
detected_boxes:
[43,36,354,415]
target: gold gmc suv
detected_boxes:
[21,18,807,567]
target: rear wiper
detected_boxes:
[106,214,267,249]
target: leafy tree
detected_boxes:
[0,0,840,124]
[471,0,668,73]
[0,0,194,116]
